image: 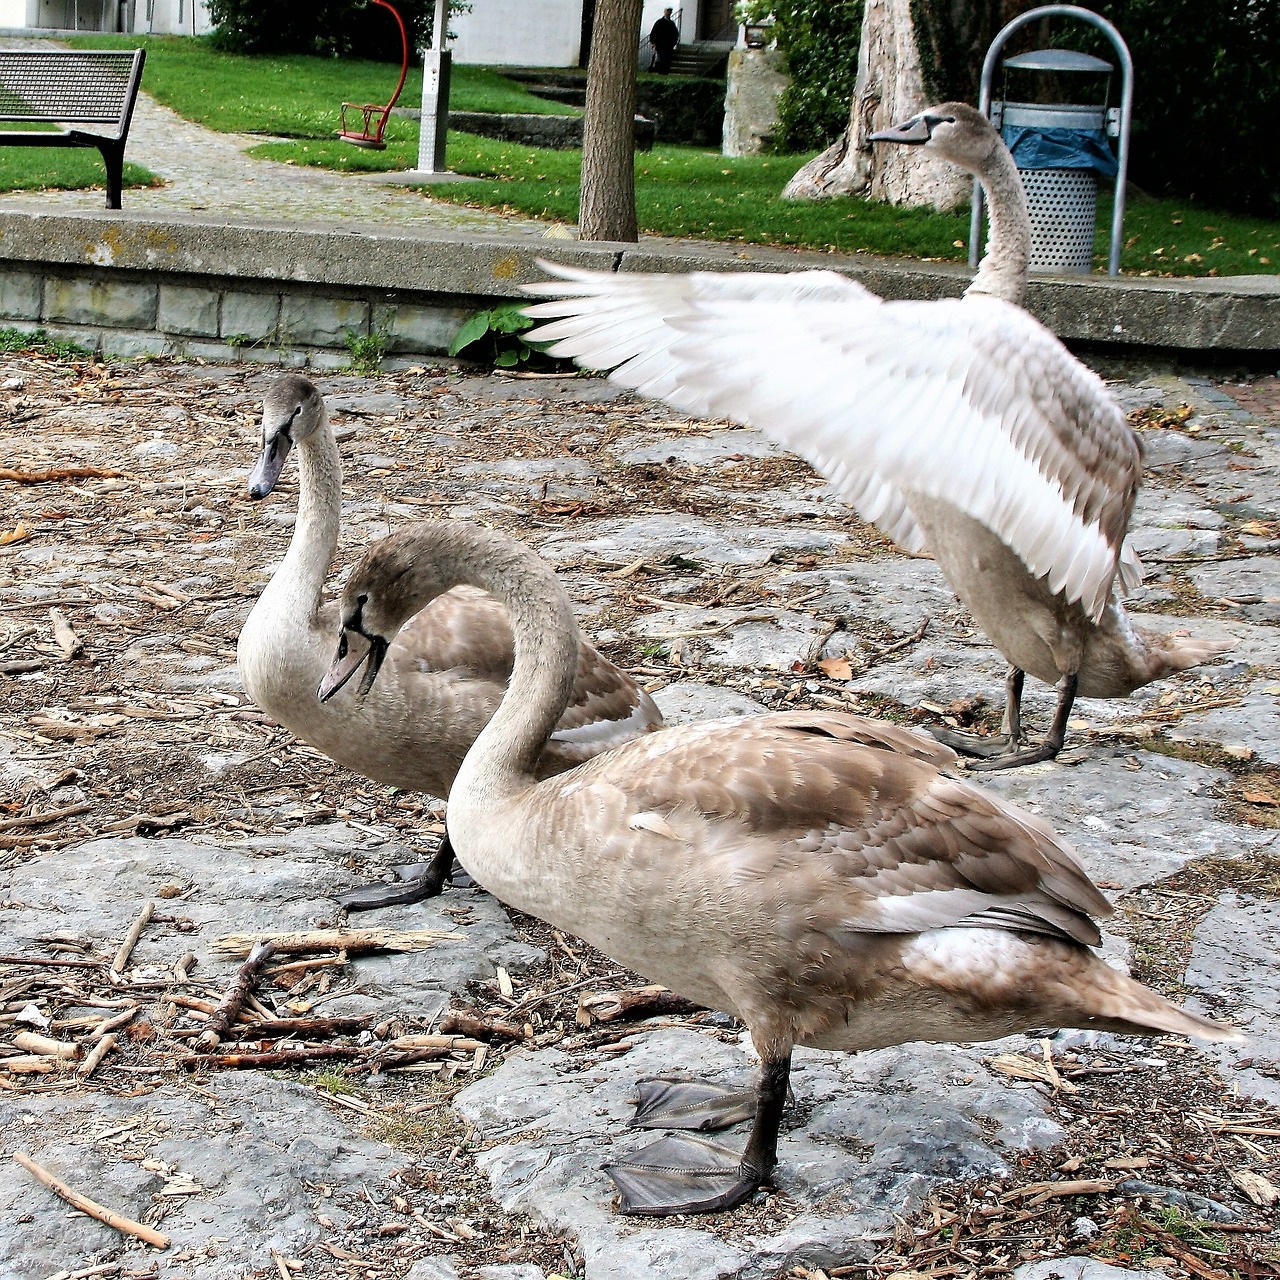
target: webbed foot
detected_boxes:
[632,1077,758,1131]
[965,740,1062,771]
[604,1133,764,1216]
[929,727,1014,759]
[336,837,469,911]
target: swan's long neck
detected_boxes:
[422,529,581,806]
[967,143,1032,306]
[267,418,342,627]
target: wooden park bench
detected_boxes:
[0,48,146,209]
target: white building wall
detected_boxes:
[129,0,213,36]
[450,0,582,68]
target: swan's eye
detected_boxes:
[336,633,348,659]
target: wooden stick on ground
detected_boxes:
[48,608,83,659]
[179,1045,366,1071]
[110,901,154,980]
[13,1152,170,1249]
[576,985,702,1027]
[197,940,276,1050]
[214,928,462,957]
[78,1033,118,1079]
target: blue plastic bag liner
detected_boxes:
[1001,125,1118,176]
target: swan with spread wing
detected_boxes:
[521,103,1229,768]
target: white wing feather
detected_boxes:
[524,262,1141,621]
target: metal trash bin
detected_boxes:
[970,5,1133,278]
[998,58,1119,272]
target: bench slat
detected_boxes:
[0,51,140,125]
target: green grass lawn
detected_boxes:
[11,36,1279,277]
[0,146,158,198]
[251,129,1280,277]
[66,34,576,138]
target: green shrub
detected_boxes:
[1083,0,1280,219]
[637,75,727,146]
[748,0,1279,218]
[206,0,457,60]
[739,0,861,153]
[448,304,567,370]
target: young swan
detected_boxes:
[519,102,1231,769]
[323,520,1238,1218]
[238,373,662,907]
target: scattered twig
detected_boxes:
[437,1011,528,1043]
[178,1045,366,1071]
[77,1033,118,1079]
[197,940,276,1050]
[214,928,462,957]
[12,1152,170,1249]
[0,803,92,833]
[0,465,123,484]
[233,1014,372,1041]
[48,608,83,659]
[110,901,154,979]
[12,1032,81,1060]
[576,984,702,1027]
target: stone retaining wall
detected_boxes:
[0,257,478,366]
[1,209,1278,366]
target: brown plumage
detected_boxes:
[237,375,662,903]
[328,519,1238,1216]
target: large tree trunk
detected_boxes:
[783,0,1010,208]
[579,0,643,242]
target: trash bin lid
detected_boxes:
[1004,48,1112,73]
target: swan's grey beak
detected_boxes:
[869,115,932,145]
[317,631,388,702]
[318,629,372,702]
[247,430,293,500]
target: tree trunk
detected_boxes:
[783,0,982,209]
[579,0,643,242]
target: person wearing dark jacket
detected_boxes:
[649,8,679,73]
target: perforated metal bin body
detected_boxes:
[1000,99,1108,273]
[970,5,1134,279]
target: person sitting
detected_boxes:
[649,8,679,73]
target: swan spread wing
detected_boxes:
[563,712,1110,947]
[524,263,1142,621]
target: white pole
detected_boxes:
[416,0,451,174]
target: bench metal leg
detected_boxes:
[97,140,125,209]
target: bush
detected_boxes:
[1084,0,1280,219]
[637,76,726,146]
[757,0,1279,218]
[740,0,861,153]
[206,0,447,61]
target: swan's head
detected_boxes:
[317,533,454,702]
[247,374,326,500]
[868,101,1000,175]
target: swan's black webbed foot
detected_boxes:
[604,1133,765,1216]
[929,726,1015,758]
[631,1076,760,1131]
[608,1055,791,1216]
[965,739,1062,771]
[336,837,469,911]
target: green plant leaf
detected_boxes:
[448,310,493,356]
[487,305,534,335]
[494,348,519,367]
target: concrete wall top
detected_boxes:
[2,209,1277,353]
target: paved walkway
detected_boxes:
[0,35,552,235]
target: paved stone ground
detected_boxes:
[0,353,1277,1279]
[0,36,548,235]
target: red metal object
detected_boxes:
[338,0,410,150]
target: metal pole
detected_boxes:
[969,4,1133,277]
[417,0,451,173]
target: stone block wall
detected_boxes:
[0,262,476,367]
